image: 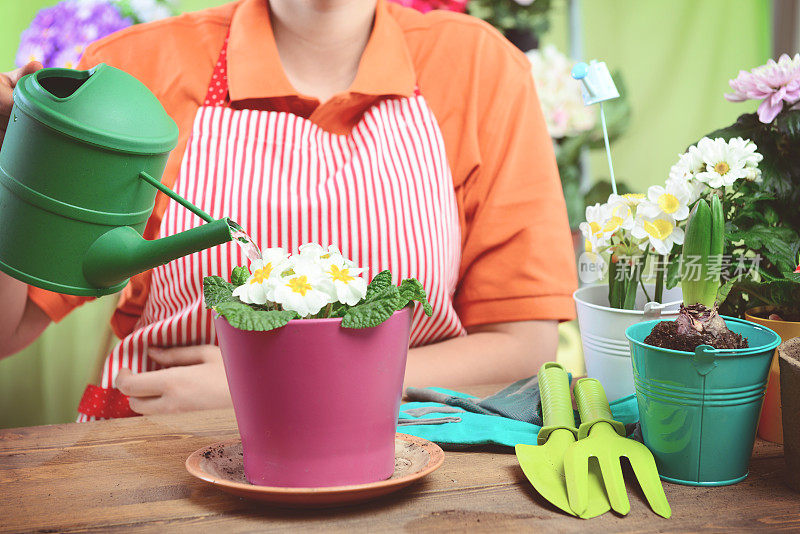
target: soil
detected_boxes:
[203,443,245,480]
[645,320,749,351]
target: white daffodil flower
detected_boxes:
[232,248,290,305]
[639,179,692,222]
[691,137,762,189]
[631,213,685,255]
[604,193,643,233]
[579,203,611,260]
[272,257,333,317]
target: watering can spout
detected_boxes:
[83,218,232,289]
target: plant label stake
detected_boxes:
[571,60,620,194]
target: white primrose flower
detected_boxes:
[272,257,333,317]
[297,243,356,268]
[322,259,368,306]
[232,248,289,305]
[690,137,762,189]
[639,179,692,222]
[631,213,685,255]
[297,243,327,260]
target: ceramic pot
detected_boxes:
[214,307,412,488]
[627,317,781,486]
[745,307,800,444]
[573,284,682,401]
[779,337,800,492]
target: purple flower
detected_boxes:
[15,29,53,67]
[15,0,132,69]
[51,46,84,70]
[725,53,800,124]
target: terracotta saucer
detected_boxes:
[185,433,444,507]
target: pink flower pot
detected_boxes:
[214,307,412,487]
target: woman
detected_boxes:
[0,0,577,419]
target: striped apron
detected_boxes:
[77,39,464,421]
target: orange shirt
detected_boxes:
[28,0,577,337]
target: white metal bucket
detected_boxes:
[573,284,682,401]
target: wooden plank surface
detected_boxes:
[1,388,799,532]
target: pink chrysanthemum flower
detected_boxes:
[725,53,800,124]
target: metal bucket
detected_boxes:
[574,284,681,401]
[627,317,781,486]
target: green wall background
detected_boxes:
[0,0,770,427]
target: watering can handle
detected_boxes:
[574,378,626,439]
[536,362,578,444]
[139,172,214,223]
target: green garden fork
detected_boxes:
[564,378,671,519]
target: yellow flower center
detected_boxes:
[249,263,273,284]
[643,219,674,240]
[585,239,594,253]
[287,275,313,296]
[329,265,355,283]
[657,193,680,214]
[589,221,602,237]
[603,216,624,233]
[714,161,730,175]
[622,193,646,205]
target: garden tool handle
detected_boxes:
[536,362,577,444]
[574,378,626,439]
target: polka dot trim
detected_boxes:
[78,385,139,419]
[204,37,230,107]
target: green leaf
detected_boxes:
[341,286,403,329]
[776,109,800,141]
[664,249,683,290]
[398,278,433,316]
[213,301,297,331]
[328,302,348,318]
[365,270,393,301]
[701,113,762,145]
[203,276,235,309]
[716,278,736,305]
[727,225,799,273]
[230,266,250,287]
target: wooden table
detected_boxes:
[1,388,799,533]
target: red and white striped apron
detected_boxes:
[77,39,464,421]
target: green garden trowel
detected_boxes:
[565,378,671,519]
[515,363,610,519]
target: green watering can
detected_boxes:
[0,64,234,296]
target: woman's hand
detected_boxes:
[1,61,42,146]
[115,345,232,415]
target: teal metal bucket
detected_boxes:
[626,317,781,486]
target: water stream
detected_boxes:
[226,220,262,262]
